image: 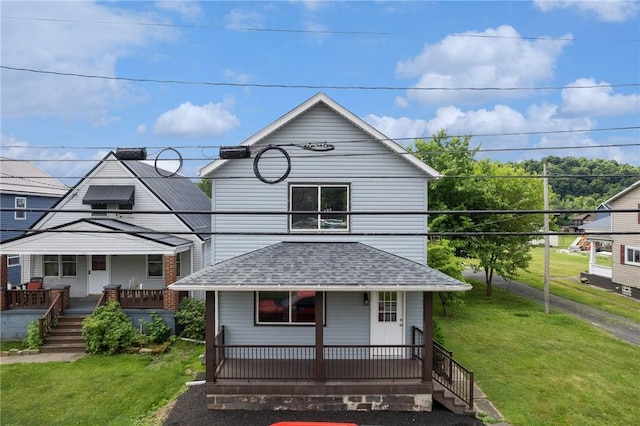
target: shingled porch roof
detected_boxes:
[169,242,471,292]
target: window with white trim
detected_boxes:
[256,291,324,325]
[7,254,20,267]
[147,254,164,278]
[625,246,640,266]
[91,203,132,217]
[175,254,182,278]
[43,255,77,277]
[290,184,349,231]
[15,197,26,220]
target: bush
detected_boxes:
[82,301,136,355]
[175,297,205,340]
[140,312,171,344]
[24,320,42,349]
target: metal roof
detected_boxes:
[0,157,68,196]
[170,242,471,292]
[122,160,211,239]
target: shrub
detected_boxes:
[24,320,42,349]
[140,312,171,344]
[82,301,136,355]
[175,297,205,340]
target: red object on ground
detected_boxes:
[270,423,358,426]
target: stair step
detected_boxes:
[40,343,87,354]
[46,335,85,343]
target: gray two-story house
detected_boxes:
[170,93,473,413]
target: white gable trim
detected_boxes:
[1,221,192,255]
[200,93,441,178]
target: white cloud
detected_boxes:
[224,69,250,84]
[137,124,147,135]
[395,25,572,106]
[534,0,639,22]
[153,100,240,138]
[1,2,176,124]
[561,78,640,116]
[225,9,264,30]
[0,134,104,184]
[155,1,202,19]
[290,0,327,13]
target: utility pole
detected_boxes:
[543,163,550,314]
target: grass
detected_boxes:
[516,246,640,323]
[0,339,204,426]
[0,341,24,351]
[440,281,640,426]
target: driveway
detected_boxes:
[463,269,640,346]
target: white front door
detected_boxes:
[88,255,110,295]
[370,291,404,357]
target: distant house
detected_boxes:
[0,157,67,285]
[170,93,473,413]
[568,212,596,233]
[1,149,210,305]
[580,180,640,299]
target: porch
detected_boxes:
[206,325,475,412]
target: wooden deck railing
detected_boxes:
[413,326,474,409]
[39,291,64,343]
[6,289,51,309]
[118,289,164,309]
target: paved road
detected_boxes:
[463,269,640,346]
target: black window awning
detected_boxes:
[82,185,135,205]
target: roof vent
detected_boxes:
[115,148,147,160]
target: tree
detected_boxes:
[196,178,212,198]
[412,131,545,296]
[427,239,466,316]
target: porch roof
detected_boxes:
[169,242,471,292]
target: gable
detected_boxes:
[201,93,440,179]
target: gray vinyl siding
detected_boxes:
[211,103,429,265]
[404,292,424,343]
[219,291,370,346]
[28,255,88,298]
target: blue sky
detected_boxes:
[1,1,639,184]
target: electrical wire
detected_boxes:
[2,66,638,92]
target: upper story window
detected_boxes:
[15,197,26,220]
[290,184,349,231]
[43,255,77,277]
[625,247,640,266]
[7,254,20,267]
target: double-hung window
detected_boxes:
[43,255,77,277]
[15,197,26,220]
[256,291,324,325]
[290,184,349,231]
[147,255,164,278]
[8,254,20,267]
[625,246,640,266]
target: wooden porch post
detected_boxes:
[315,291,324,382]
[206,291,216,383]
[422,291,433,383]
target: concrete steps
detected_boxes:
[40,315,87,354]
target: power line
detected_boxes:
[5,15,640,43]
[2,65,638,92]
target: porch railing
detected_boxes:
[118,289,164,309]
[6,289,51,309]
[413,326,474,409]
[39,291,64,343]
[211,328,423,381]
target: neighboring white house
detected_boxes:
[1,150,211,299]
[170,93,472,413]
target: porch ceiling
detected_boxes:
[170,242,471,292]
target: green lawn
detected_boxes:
[517,246,640,323]
[440,281,640,426]
[0,340,204,426]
